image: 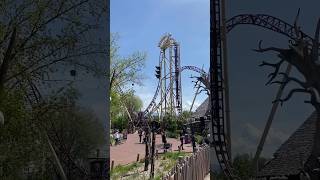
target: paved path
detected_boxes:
[110,132,194,166]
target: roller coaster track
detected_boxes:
[143,65,208,117]
[142,13,317,179]
[226,14,314,47]
[207,10,317,179]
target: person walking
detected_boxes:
[123,129,127,141]
[191,134,196,152]
[115,130,120,145]
[179,131,184,150]
[138,128,143,143]
[162,131,167,152]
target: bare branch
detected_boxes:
[271,72,309,88]
[273,88,312,105]
[253,40,286,54]
[259,59,285,85]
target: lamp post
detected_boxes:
[144,127,150,171]
[191,122,196,153]
[150,120,158,179]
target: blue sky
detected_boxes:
[111,0,209,111]
[111,0,320,158]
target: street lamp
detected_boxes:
[150,120,159,179]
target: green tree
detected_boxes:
[0,90,45,179]
[177,111,192,130]
[110,33,146,91]
[0,0,107,100]
[233,153,254,179]
[0,87,105,179]
[231,153,269,179]
[110,34,146,130]
[111,90,143,131]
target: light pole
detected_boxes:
[144,127,150,171]
[150,120,158,179]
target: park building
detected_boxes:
[257,111,320,180]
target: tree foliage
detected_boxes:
[0,90,43,179]
[111,90,143,131]
[0,87,105,179]
[110,33,146,130]
[0,0,107,99]
[0,1,107,178]
[213,154,269,179]
[110,33,146,91]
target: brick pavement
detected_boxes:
[110,132,194,166]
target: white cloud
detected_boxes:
[232,123,289,158]
[135,88,156,110]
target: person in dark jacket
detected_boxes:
[191,134,196,152]
[138,128,143,143]
[162,131,167,152]
[179,131,184,150]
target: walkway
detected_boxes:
[110,132,194,166]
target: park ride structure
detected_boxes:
[141,33,208,122]
[206,0,320,179]
[142,2,320,180]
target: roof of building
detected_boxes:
[192,97,210,118]
[258,111,318,177]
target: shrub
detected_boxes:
[195,135,203,144]
[167,131,178,138]
[111,116,128,132]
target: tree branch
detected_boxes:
[259,59,285,85]
[273,88,312,105]
[253,40,287,54]
[271,72,309,88]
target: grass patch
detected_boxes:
[111,152,191,180]
[110,162,142,179]
[156,152,190,179]
[163,151,187,160]
[153,175,162,180]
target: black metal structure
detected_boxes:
[208,8,319,179]
[226,14,314,46]
[143,65,208,117]
[210,0,237,178]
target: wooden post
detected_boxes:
[111,160,114,170]
[136,154,140,162]
[156,150,159,160]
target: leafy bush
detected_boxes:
[111,116,128,132]
[167,131,178,138]
[195,135,203,144]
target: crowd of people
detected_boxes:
[111,129,128,146]
[111,125,209,152]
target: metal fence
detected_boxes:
[163,145,210,180]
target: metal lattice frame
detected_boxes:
[208,9,318,179]
[143,65,208,117]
